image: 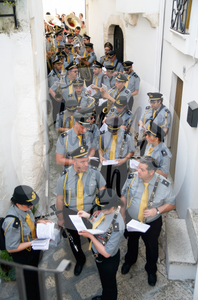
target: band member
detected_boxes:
[99,42,113,66]
[107,50,123,73]
[55,98,78,132]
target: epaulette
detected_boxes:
[125,90,129,94]
[161,178,170,187]
[61,170,67,177]
[132,72,138,78]
[161,150,167,157]
[100,130,105,135]
[127,110,132,115]
[13,218,20,229]
[165,109,170,113]
[146,106,151,109]
[103,75,108,79]
[61,132,68,138]
[128,173,135,179]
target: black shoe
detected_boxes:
[74,261,85,276]
[148,273,157,286]
[121,263,131,275]
[92,296,102,300]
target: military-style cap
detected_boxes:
[73,112,91,127]
[93,60,103,68]
[65,99,78,112]
[68,145,89,159]
[73,78,84,86]
[67,33,74,39]
[104,42,113,50]
[65,61,77,70]
[55,29,64,36]
[122,61,133,69]
[11,185,39,206]
[79,105,95,115]
[106,115,122,133]
[105,65,116,72]
[83,34,90,40]
[85,43,93,48]
[107,50,116,58]
[64,42,72,49]
[115,73,128,82]
[56,51,66,58]
[57,44,65,50]
[45,32,52,37]
[147,92,163,101]
[52,56,63,64]
[96,189,121,210]
[146,122,166,140]
[114,96,127,108]
[54,24,62,31]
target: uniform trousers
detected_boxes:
[124,216,162,274]
[96,249,120,300]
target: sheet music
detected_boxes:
[87,85,97,96]
[127,219,150,233]
[69,215,105,235]
[130,159,139,170]
[102,160,118,166]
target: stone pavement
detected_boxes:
[0,109,195,299]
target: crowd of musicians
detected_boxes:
[3,16,176,300]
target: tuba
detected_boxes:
[65,14,81,32]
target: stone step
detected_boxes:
[165,219,197,280]
[186,208,198,262]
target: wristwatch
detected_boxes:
[156,208,160,215]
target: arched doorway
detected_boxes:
[114,25,123,62]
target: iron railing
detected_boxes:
[0,0,18,28]
[170,0,189,34]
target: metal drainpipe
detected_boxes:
[159,0,167,92]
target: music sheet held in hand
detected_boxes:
[69,215,105,235]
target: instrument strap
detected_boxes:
[101,206,120,246]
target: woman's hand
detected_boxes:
[78,230,93,239]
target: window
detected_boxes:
[170,0,192,34]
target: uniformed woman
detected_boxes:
[78,189,125,300]
[2,185,51,300]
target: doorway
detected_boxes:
[114,25,123,62]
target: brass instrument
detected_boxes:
[49,36,56,60]
[78,55,92,82]
[65,14,81,32]
[102,107,109,115]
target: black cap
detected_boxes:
[107,50,116,58]
[67,33,75,39]
[106,116,122,133]
[11,185,39,206]
[65,61,77,70]
[56,51,66,58]
[96,189,121,210]
[52,55,63,64]
[64,42,73,49]
[114,96,127,108]
[65,99,78,112]
[57,44,65,50]
[45,32,52,37]
[79,105,95,115]
[147,92,163,101]
[115,73,128,82]
[122,61,133,69]
[85,43,93,48]
[146,122,166,140]
[55,29,64,36]
[104,42,113,50]
[73,112,91,127]
[73,78,84,86]
[105,65,116,72]
[93,60,103,68]
[68,145,89,159]
[54,25,62,31]
[83,34,90,40]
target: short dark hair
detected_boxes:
[80,13,83,17]
[140,156,158,172]
[46,12,51,15]
[76,26,81,30]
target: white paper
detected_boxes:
[75,58,80,64]
[69,215,105,235]
[127,219,150,233]
[36,222,55,240]
[87,85,96,96]
[130,159,139,170]
[32,239,50,250]
[89,157,99,161]
[102,83,108,92]
[98,98,107,106]
[100,123,108,132]
[102,160,118,166]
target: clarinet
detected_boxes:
[35,210,62,220]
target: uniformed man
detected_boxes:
[99,42,113,66]
[80,34,90,57]
[106,65,116,88]
[144,122,172,178]
[138,92,171,155]
[64,43,74,64]
[56,145,106,275]
[66,33,77,59]
[46,32,53,74]
[107,50,123,73]
[90,60,110,101]
[56,50,67,73]
[61,61,79,103]
[56,112,95,170]
[74,26,83,48]
[105,96,133,131]
[120,156,176,286]
[122,61,140,110]
[48,56,63,88]
[73,78,95,107]
[100,73,131,109]
[55,98,78,132]
[99,116,135,192]
[54,29,65,52]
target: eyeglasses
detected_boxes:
[148,100,159,104]
[72,71,78,73]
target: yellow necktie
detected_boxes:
[147,147,154,156]
[89,214,105,250]
[95,76,98,94]
[125,74,130,88]
[67,54,70,64]
[72,47,76,58]
[111,61,114,66]
[77,135,82,146]
[70,115,74,128]
[138,182,149,222]
[109,135,118,160]
[26,213,36,239]
[78,96,81,103]
[61,64,65,74]
[148,110,157,130]
[77,173,84,211]
[69,80,73,95]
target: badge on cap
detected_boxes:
[26,192,36,202]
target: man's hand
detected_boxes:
[100,87,109,99]
[143,208,157,218]
[115,158,126,167]
[57,218,65,228]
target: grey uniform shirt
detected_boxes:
[100,128,135,160]
[93,72,110,98]
[108,87,131,108]
[109,76,116,88]
[125,71,140,92]
[64,52,74,64]
[91,211,125,256]
[2,206,35,250]
[55,165,106,212]
[80,46,88,57]
[54,39,65,51]
[99,56,111,67]
[107,107,133,129]
[60,75,76,101]
[111,58,123,73]
[122,172,175,223]
[140,105,171,129]
[46,40,51,51]
[88,124,100,150]
[88,51,97,70]
[144,142,172,175]
[55,109,76,130]
[48,69,61,88]
[75,91,95,108]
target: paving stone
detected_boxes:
[53,248,67,261]
[0,281,17,299]
[45,275,56,289]
[62,260,75,279]
[75,273,101,299]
